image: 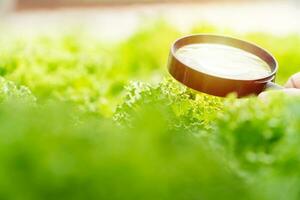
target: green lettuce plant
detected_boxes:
[0,21,299,200]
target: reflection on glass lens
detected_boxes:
[175,43,272,80]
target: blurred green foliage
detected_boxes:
[0,21,181,116]
[0,21,299,199]
[1,21,299,117]
[0,77,35,103]
[0,101,256,200]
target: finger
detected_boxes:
[258,92,269,100]
[281,88,300,96]
[285,72,300,89]
[259,88,300,100]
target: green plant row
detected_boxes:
[0,77,299,200]
[0,21,299,116]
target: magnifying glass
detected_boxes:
[168,34,284,97]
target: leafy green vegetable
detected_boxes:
[211,95,300,200]
[0,101,254,200]
[114,78,223,132]
[1,21,298,116]
[0,20,299,200]
[0,77,35,103]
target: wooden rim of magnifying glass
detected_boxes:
[168,34,279,97]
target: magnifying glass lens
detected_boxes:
[175,43,272,80]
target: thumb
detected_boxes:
[285,72,300,89]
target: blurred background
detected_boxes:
[0,0,300,41]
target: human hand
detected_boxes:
[259,72,300,98]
